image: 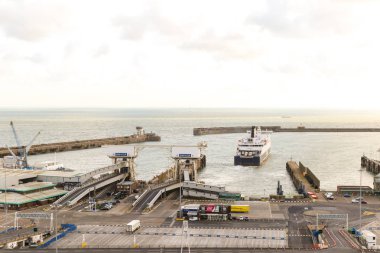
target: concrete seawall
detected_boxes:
[0,133,161,158]
[193,126,380,135]
[362,155,380,174]
[286,161,320,196]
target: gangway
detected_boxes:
[183,170,190,181]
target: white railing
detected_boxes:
[132,189,148,207]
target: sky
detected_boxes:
[0,0,379,109]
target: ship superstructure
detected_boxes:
[234,126,272,166]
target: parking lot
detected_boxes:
[50,225,288,249]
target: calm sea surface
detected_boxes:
[1,108,380,196]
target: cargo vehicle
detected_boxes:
[231,205,250,213]
[126,220,141,233]
[219,192,241,201]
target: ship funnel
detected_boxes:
[251,126,256,138]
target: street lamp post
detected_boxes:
[4,168,7,233]
[359,167,363,233]
[179,165,182,218]
[54,204,61,253]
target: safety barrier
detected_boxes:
[0,227,15,234]
[37,224,77,249]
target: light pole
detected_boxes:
[54,204,61,253]
[179,165,182,218]
[4,168,7,233]
[359,167,363,233]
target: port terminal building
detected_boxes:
[0,180,66,210]
[0,168,81,209]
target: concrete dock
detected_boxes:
[286,161,320,196]
[0,132,160,158]
[193,126,380,135]
[361,155,380,174]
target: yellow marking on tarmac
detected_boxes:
[363,211,376,216]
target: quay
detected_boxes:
[193,126,380,135]
[362,155,380,175]
[0,127,160,158]
[361,155,380,193]
[286,161,320,196]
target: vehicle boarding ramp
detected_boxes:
[134,180,230,211]
[54,173,126,206]
[183,170,190,182]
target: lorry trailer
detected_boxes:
[231,205,250,213]
[126,220,141,233]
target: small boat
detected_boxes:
[33,161,65,171]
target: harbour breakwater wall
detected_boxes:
[0,133,161,158]
[286,161,320,195]
[361,155,380,174]
[193,126,380,135]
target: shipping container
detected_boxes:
[231,205,250,213]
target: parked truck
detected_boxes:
[126,220,141,233]
[231,205,250,213]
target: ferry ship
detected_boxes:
[234,126,272,166]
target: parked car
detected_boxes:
[239,216,244,221]
[343,193,351,198]
[351,198,366,204]
[100,202,113,210]
[29,243,39,248]
[244,217,249,221]
[189,217,198,221]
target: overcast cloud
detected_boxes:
[0,0,379,109]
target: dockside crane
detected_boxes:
[6,121,41,169]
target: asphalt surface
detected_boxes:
[3,247,361,253]
[4,196,380,251]
[133,188,163,213]
[0,228,41,244]
[287,206,313,249]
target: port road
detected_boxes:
[5,194,380,251]
[3,247,362,253]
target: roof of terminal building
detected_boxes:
[0,168,41,177]
[0,182,56,192]
[38,170,84,177]
[0,188,67,205]
[0,167,84,178]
